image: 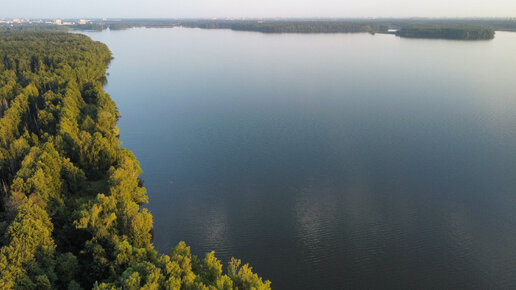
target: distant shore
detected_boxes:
[394,25,494,40]
[1,18,512,40]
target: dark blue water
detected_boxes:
[84,28,516,289]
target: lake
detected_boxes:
[83,28,516,289]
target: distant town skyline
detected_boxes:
[1,0,516,19]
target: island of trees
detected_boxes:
[395,25,495,40]
[0,31,270,289]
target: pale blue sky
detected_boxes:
[2,0,515,19]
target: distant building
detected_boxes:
[54,19,62,25]
[79,19,88,25]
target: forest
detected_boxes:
[395,25,495,40]
[0,31,270,289]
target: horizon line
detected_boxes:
[2,16,516,20]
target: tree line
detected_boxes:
[0,31,270,290]
[3,19,515,39]
[395,25,495,40]
[178,20,389,34]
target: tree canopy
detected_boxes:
[0,31,270,290]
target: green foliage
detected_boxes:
[0,198,56,289]
[56,253,79,287]
[0,31,269,290]
[227,258,271,290]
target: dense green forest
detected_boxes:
[0,31,270,289]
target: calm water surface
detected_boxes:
[83,28,516,289]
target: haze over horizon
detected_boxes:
[1,0,515,19]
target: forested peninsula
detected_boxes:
[0,31,270,290]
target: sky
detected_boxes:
[2,0,516,19]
